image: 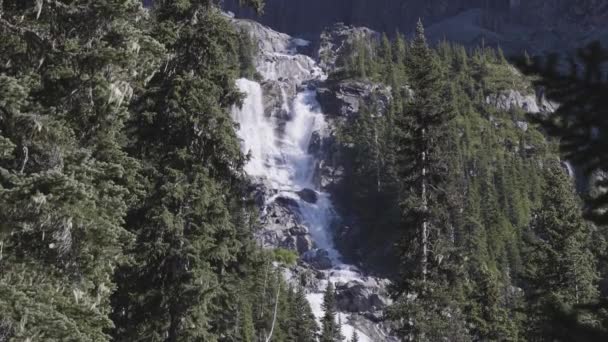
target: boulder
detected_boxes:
[335,280,391,313]
[281,235,297,250]
[257,196,302,248]
[274,196,299,209]
[297,188,318,204]
[302,249,333,270]
[289,224,308,236]
[296,234,314,254]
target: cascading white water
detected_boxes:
[231,47,374,341]
[232,80,341,260]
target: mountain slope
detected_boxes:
[224,0,608,55]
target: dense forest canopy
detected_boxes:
[0,0,607,341]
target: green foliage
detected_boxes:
[0,0,146,339]
[320,282,344,342]
[332,19,601,342]
[238,29,261,80]
[273,248,299,266]
[522,163,600,340]
[0,1,324,342]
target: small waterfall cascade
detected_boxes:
[231,37,379,341]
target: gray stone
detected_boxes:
[297,188,318,204]
[317,80,391,120]
[296,234,314,254]
[486,89,540,113]
[516,121,529,132]
[289,224,308,236]
[335,280,391,313]
[302,249,333,270]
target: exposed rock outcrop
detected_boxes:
[485,88,558,114]
[302,249,333,270]
[233,17,397,341]
[335,279,391,313]
[317,79,392,120]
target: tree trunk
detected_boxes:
[421,128,428,283]
[265,280,281,342]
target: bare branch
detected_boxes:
[19,146,28,174]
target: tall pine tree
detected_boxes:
[389,19,468,341]
[321,282,344,342]
[522,162,599,340]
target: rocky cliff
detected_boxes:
[224,0,608,55]
[231,18,398,341]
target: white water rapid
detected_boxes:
[231,49,375,341]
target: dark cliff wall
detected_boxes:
[224,0,494,36]
[224,0,608,53]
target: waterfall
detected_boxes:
[232,80,341,261]
[232,78,373,341]
[230,27,380,338]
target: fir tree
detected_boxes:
[522,163,599,340]
[0,0,146,339]
[389,19,467,341]
[321,282,343,342]
[292,286,319,342]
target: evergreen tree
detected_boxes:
[522,163,599,340]
[389,19,466,340]
[350,331,359,342]
[321,282,343,342]
[110,3,254,341]
[292,287,319,342]
[379,33,393,83]
[0,0,147,340]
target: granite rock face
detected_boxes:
[317,79,392,120]
[485,88,559,114]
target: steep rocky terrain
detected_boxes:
[231,18,398,341]
[230,13,565,339]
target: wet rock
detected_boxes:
[308,131,323,155]
[348,313,401,342]
[335,280,391,313]
[281,235,297,250]
[262,80,294,121]
[289,224,308,236]
[320,163,345,190]
[302,249,333,270]
[275,196,299,209]
[296,234,314,254]
[292,266,325,291]
[297,188,318,204]
[257,196,302,249]
[233,18,324,94]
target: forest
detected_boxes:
[1,0,607,341]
